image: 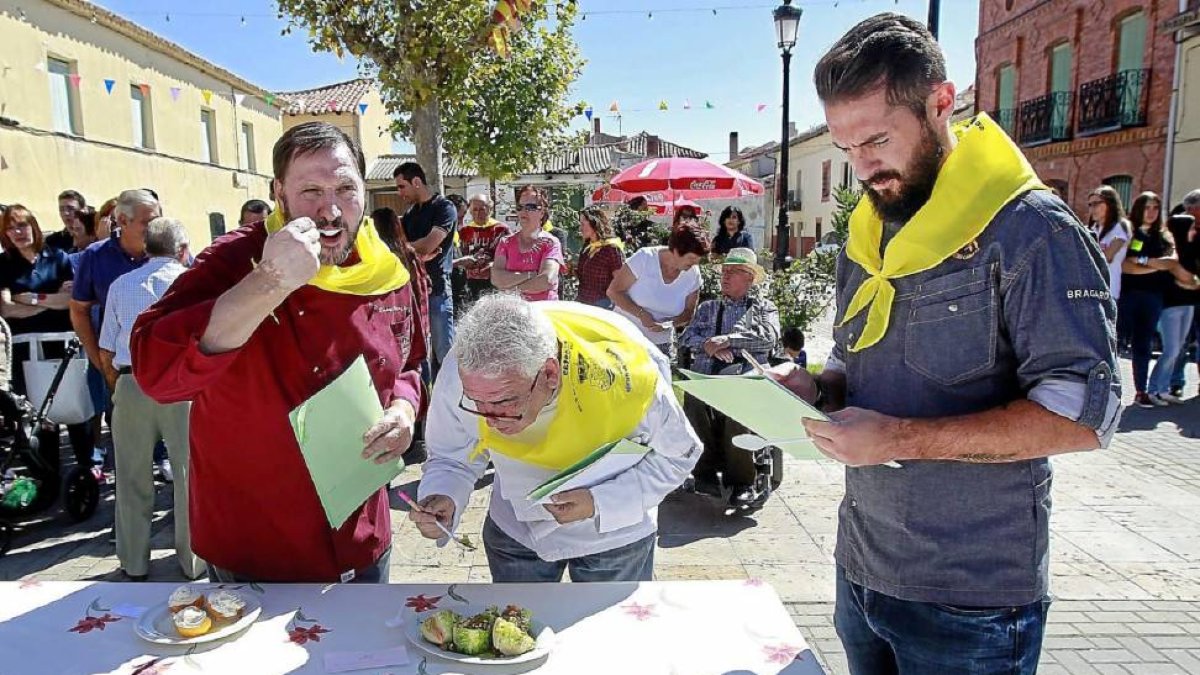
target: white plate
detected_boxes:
[134,595,263,645]
[403,606,555,666]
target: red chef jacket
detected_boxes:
[131,223,425,582]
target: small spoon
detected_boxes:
[731,433,902,469]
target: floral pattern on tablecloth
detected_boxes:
[286,607,330,645]
[68,598,121,634]
[621,601,657,621]
[763,644,806,664]
[404,594,442,612]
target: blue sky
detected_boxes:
[92,0,980,159]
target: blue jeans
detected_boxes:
[834,566,1049,675]
[428,293,455,379]
[1119,289,1165,393]
[1170,308,1200,391]
[482,516,655,583]
[1151,305,1195,394]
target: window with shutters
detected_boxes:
[1103,175,1134,210]
[821,160,832,202]
[47,57,81,135]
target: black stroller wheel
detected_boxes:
[0,523,12,557]
[63,467,99,522]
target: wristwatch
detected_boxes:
[1137,256,1149,266]
[28,295,38,306]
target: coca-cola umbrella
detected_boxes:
[608,157,764,196]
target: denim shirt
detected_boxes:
[827,190,1122,607]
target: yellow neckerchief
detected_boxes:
[839,113,1048,352]
[264,209,410,295]
[462,217,504,230]
[584,237,625,255]
[473,307,659,471]
[542,220,555,233]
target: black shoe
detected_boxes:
[120,570,148,582]
[1171,386,1184,398]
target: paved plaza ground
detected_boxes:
[4,317,1200,673]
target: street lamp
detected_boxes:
[773,0,802,271]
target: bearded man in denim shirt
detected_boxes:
[770,14,1122,674]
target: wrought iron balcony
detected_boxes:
[990,108,1018,137]
[1018,92,1073,146]
[1078,68,1151,135]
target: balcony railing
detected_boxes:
[990,108,1018,137]
[1078,68,1151,135]
[1018,91,1073,146]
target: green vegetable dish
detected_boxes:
[419,605,537,657]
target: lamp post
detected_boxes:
[772,0,802,271]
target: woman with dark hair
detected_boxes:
[607,221,711,356]
[491,186,564,301]
[712,206,753,257]
[0,205,94,467]
[1160,213,1200,402]
[574,207,625,308]
[1121,191,1192,406]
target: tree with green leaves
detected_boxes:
[830,185,862,245]
[276,0,585,193]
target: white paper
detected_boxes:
[323,646,410,672]
[533,447,649,504]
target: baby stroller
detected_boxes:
[0,320,100,556]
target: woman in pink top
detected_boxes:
[491,186,564,301]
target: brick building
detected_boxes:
[975,0,1178,216]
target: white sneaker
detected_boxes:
[1147,394,1172,407]
[157,459,174,483]
[1159,392,1185,404]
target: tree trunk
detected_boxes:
[411,96,444,194]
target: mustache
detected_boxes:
[863,171,902,187]
[315,216,347,231]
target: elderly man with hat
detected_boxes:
[680,247,781,508]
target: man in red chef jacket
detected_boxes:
[132,122,425,583]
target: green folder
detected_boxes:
[526,439,650,502]
[290,355,403,529]
[674,370,826,459]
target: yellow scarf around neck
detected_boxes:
[473,307,659,471]
[264,209,410,296]
[839,113,1048,352]
[585,237,625,255]
[463,217,504,230]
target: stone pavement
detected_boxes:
[5,352,1200,672]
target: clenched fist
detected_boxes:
[259,217,321,292]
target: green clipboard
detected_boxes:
[526,439,650,502]
[290,355,404,528]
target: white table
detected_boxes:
[0,579,822,674]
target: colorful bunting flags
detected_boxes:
[658,100,668,111]
[584,107,593,121]
[201,89,213,105]
[234,93,246,106]
[705,101,715,109]
[170,87,181,101]
[103,79,115,94]
[67,73,81,88]
[358,102,368,115]
[683,99,692,110]
[609,101,620,113]
[756,103,767,113]
[264,93,276,107]
[489,0,534,58]
[137,83,150,97]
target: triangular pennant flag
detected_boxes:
[138,83,150,97]
[326,100,337,111]
[68,73,81,88]
[234,93,246,106]
[683,99,691,110]
[201,89,213,105]
[358,103,368,115]
[705,101,715,109]
[104,79,115,94]
[756,103,767,113]
[170,87,181,101]
[33,62,45,73]
[609,100,620,113]
[658,100,668,111]
[584,107,593,121]
[264,93,276,107]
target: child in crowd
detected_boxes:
[782,326,807,368]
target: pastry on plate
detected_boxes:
[205,589,246,621]
[168,585,204,613]
[173,606,212,638]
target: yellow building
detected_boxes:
[278,78,394,176]
[1163,7,1200,205]
[0,0,281,246]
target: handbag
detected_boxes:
[12,332,95,425]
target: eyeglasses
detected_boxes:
[518,203,543,212]
[5,222,32,232]
[457,371,541,421]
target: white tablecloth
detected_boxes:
[0,579,822,674]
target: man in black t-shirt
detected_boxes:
[395,161,458,376]
[47,189,87,252]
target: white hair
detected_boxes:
[144,217,189,257]
[115,189,158,220]
[468,192,492,207]
[1184,190,1200,209]
[456,293,557,379]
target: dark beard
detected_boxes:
[278,195,357,265]
[861,124,944,223]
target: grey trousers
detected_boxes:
[113,374,204,579]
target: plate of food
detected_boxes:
[404,604,554,665]
[134,585,262,645]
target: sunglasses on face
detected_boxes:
[518,203,543,212]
